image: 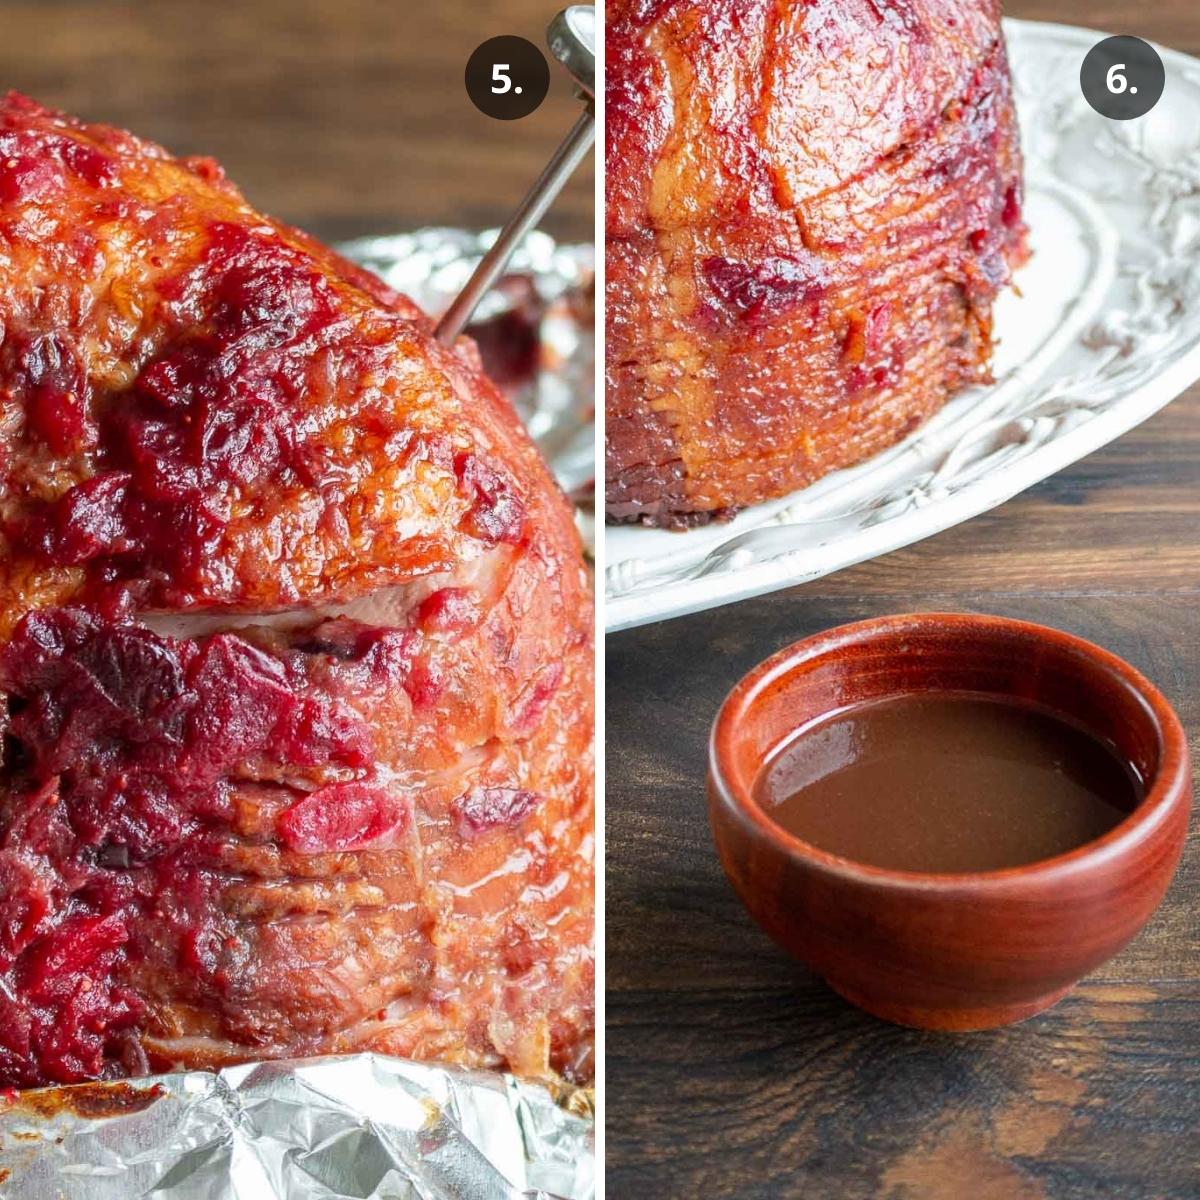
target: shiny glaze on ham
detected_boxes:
[0,94,593,1088]
[605,0,1026,527]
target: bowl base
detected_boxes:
[826,979,1075,1031]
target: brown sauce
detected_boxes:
[754,692,1142,873]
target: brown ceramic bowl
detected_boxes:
[708,613,1191,1031]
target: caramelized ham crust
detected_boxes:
[605,0,1026,527]
[0,93,593,1088]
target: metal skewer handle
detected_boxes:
[435,6,595,345]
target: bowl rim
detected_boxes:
[708,612,1191,891]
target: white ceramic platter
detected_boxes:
[605,19,1200,632]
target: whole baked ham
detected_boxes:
[0,93,593,1088]
[605,0,1026,526]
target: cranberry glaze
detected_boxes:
[709,614,1191,1030]
[0,94,593,1088]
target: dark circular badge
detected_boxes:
[1080,35,1165,120]
[465,36,550,121]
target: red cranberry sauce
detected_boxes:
[0,606,390,1086]
[0,598,552,1087]
[15,219,525,603]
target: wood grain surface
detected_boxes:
[607,400,1200,1198]
[0,0,593,244]
[606,5,1200,1195]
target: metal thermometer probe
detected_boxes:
[435,6,595,345]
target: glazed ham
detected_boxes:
[0,94,593,1088]
[605,0,1026,527]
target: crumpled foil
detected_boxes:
[0,230,595,1199]
[0,1054,594,1199]
[340,228,596,549]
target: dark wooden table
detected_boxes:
[607,7,1200,1194]
[607,387,1200,1198]
[1007,1,1199,57]
[0,0,593,244]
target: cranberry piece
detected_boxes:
[702,254,826,323]
[187,634,372,774]
[29,472,132,565]
[135,344,210,413]
[17,333,93,454]
[1,609,191,766]
[0,131,114,204]
[21,913,128,1002]
[27,385,92,454]
[454,787,541,836]
[0,152,61,204]
[32,981,140,1083]
[58,139,116,189]
[0,847,55,957]
[277,782,408,852]
[455,453,526,545]
[186,636,296,769]
[204,220,336,339]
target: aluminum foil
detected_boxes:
[0,1054,594,1199]
[0,229,596,1200]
